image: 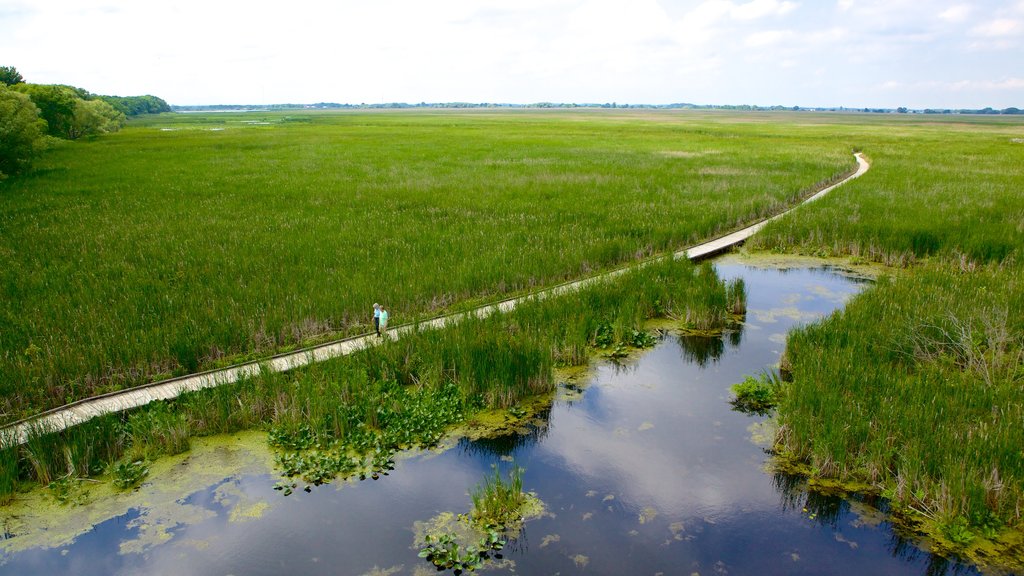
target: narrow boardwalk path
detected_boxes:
[4,154,869,445]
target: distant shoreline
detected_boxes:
[170,102,1023,115]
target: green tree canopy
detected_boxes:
[0,66,24,86]
[13,83,76,137]
[0,84,46,178]
[13,83,128,139]
[99,94,171,116]
[68,98,126,139]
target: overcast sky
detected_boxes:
[2,0,1022,108]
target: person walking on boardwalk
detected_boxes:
[373,303,382,336]
[378,306,389,338]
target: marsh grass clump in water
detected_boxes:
[726,277,747,315]
[418,465,537,574]
[471,466,528,528]
[672,264,746,333]
[730,372,782,415]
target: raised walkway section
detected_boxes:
[4,153,869,445]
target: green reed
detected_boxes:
[751,115,1024,267]
[777,263,1024,533]
[0,109,851,422]
[0,252,737,500]
[471,465,527,527]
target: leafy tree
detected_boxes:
[67,98,125,138]
[13,83,77,137]
[99,94,171,116]
[0,84,46,178]
[11,84,126,140]
[0,66,24,86]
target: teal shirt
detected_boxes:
[380,310,389,323]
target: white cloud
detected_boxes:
[681,0,796,28]
[938,4,972,23]
[730,0,799,20]
[966,77,1024,90]
[881,77,1024,91]
[971,18,1022,37]
[1,0,1022,107]
[745,29,792,47]
[805,26,850,44]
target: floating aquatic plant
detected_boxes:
[111,459,149,491]
[730,372,783,415]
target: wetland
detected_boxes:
[2,109,1022,574]
[1,257,998,575]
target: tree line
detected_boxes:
[0,66,170,179]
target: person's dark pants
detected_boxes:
[374,317,380,335]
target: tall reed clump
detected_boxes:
[471,465,528,527]
[776,262,1024,540]
[5,414,125,500]
[0,434,20,504]
[0,373,282,502]
[124,402,191,459]
[0,252,740,499]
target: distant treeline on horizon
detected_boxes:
[171,102,1024,115]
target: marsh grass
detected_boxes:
[125,402,191,459]
[730,371,782,415]
[730,112,1024,550]
[419,464,530,573]
[471,465,527,527]
[751,116,1024,267]
[0,254,737,499]
[0,435,19,504]
[0,109,853,422]
[777,264,1024,535]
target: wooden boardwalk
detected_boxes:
[3,154,869,445]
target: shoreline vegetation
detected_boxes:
[0,256,742,499]
[748,113,1023,571]
[2,108,1023,570]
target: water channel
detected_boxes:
[0,257,983,575]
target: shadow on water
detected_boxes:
[458,405,553,458]
[676,328,744,367]
[773,471,981,576]
[774,472,877,528]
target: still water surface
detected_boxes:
[0,259,981,575]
